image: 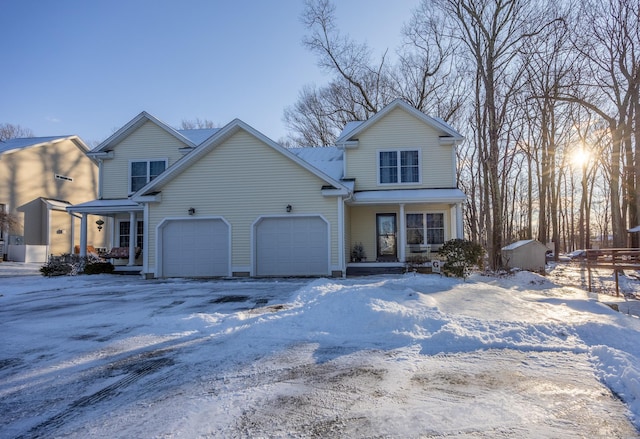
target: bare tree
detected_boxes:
[431,0,561,269]
[0,123,34,141]
[558,0,640,247]
[180,118,218,130]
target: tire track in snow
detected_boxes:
[14,356,174,439]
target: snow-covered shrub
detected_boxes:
[40,254,113,276]
[439,239,484,279]
[40,256,73,277]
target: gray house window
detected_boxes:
[379,150,420,184]
[130,160,166,192]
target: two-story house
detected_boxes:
[0,135,105,262]
[68,99,465,278]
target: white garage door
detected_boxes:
[160,218,229,277]
[255,216,329,276]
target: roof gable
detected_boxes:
[335,99,463,145]
[133,119,348,198]
[90,111,196,154]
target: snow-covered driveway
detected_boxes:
[1,269,639,438]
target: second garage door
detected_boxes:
[160,218,229,277]
[255,216,329,276]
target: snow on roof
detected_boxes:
[501,239,544,251]
[337,121,363,140]
[177,128,220,146]
[288,146,344,181]
[0,136,71,154]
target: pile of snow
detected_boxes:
[2,267,640,437]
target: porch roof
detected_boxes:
[349,188,466,205]
[67,198,143,214]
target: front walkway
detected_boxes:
[0,262,42,277]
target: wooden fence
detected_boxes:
[583,248,640,296]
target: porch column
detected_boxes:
[128,211,137,266]
[338,196,345,276]
[79,213,88,257]
[399,204,406,262]
[69,213,76,254]
[456,203,464,239]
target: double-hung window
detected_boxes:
[130,160,167,193]
[379,150,420,184]
[119,221,144,249]
[406,213,445,245]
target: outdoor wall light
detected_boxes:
[95,219,105,232]
[286,204,292,213]
[188,207,196,216]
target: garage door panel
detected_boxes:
[161,219,229,277]
[256,216,328,276]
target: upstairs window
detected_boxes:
[130,160,167,193]
[379,150,420,184]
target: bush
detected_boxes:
[83,261,114,274]
[40,254,114,276]
[439,239,484,279]
[40,258,73,277]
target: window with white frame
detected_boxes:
[119,221,144,249]
[406,213,445,245]
[379,150,420,184]
[130,160,167,193]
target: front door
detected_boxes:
[376,213,397,261]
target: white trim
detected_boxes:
[335,99,464,145]
[155,216,232,278]
[115,217,143,250]
[128,158,168,194]
[252,214,331,277]
[349,188,466,205]
[377,149,422,186]
[143,203,150,275]
[399,204,406,262]
[338,197,345,275]
[92,111,197,154]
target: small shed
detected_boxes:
[501,239,547,272]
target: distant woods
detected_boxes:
[180,118,218,130]
[286,0,640,269]
[0,123,34,141]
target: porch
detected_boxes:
[66,198,144,272]
[346,261,406,276]
[344,189,465,275]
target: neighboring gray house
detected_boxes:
[501,239,547,273]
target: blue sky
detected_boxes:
[0,0,419,146]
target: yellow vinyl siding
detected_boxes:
[345,107,455,190]
[146,130,340,272]
[349,205,383,261]
[101,121,188,199]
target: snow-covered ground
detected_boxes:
[1,262,640,438]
